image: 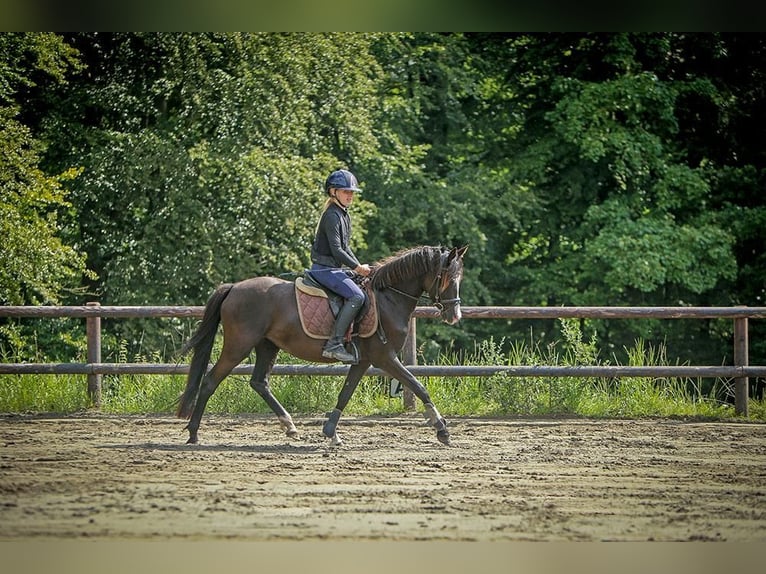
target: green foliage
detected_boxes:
[583,199,736,295]
[101,374,186,414]
[0,33,92,306]
[434,33,764,368]
[0,33,96,361]
[578,339,726,418]
[30,33,389,356]
[4,32,766,370]
[446,321,737,419]
[0,374,91,412]
[0,136,90,306]
[55,33,382,288]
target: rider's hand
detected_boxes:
[355,264,371,277]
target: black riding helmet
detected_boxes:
[324,169,362,195]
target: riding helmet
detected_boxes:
[325,169,362,195]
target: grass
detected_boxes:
[0,320,763,421]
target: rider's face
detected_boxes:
[333,188,355,207]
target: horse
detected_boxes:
[176,245,467,446]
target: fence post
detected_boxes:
[401,317,417,410]
[86,302,102,409]
[733,316,749,417]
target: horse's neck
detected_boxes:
[381,277,423,315]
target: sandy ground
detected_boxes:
[1,412,765,542]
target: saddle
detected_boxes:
[294,273,378,340]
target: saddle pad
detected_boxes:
[295,282,378,340]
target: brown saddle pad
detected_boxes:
[295,278,378,340]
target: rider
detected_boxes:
[310,169,372,363]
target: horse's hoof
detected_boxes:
[322,421,337,438]
[186,436,198,445]
[436,429,451,446]
[278,416,299,439]
[323,409,342,438]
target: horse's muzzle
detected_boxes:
[438,299,462,324]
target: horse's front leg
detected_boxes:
[378,354,450,445]
[323,362,370,445]
[423,403,450,445]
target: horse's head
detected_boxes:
[428,246,467,325]
[370,244,468,325]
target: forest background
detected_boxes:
[2,32,765,372]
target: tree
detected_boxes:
[461,33,762,364]
[11,32,766,369]
[0,33,91,306]
[365,33,765,367]
[40,34,386,306]
[37,33,388,355]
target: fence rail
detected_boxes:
[2,304,766,319]
[2,304,765,416]
[4,362,766,379]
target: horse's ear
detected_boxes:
[447,245,468,264]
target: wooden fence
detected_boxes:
[2,304,766,416]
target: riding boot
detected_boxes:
[322,300,361,363]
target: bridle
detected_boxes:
[384,264,461,312]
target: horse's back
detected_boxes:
[235,274,290,291]
[220,275,295,323]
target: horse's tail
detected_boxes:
[176,283,234,419]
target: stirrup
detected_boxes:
[322,341,358,364]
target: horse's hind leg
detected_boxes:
[186,363,235,444]
[186,344,251,444]
[250,340,299,439]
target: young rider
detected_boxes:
[310,169,371,363]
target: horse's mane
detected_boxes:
[369,245,455,289]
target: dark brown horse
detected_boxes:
[177,245,467,446]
